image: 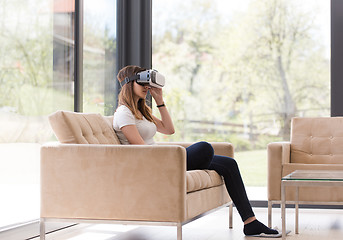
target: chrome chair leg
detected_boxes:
[229,203,233,229]
[177,223,182,240]
[40,218,45,240]
[268,201,272,228]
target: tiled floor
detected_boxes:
[30,207,343,240]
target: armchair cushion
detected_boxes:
[291,117,343,164]
[186,170,224,193]
[49,111,120,144]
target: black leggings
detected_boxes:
[186,141,255,222]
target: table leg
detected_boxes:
[295,186,299,234]
[40,218,45,240]
[281,181,286,240]
[268,201,272,228]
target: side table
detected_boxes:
[281,170,343,239]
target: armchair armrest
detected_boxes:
[157,142,234,158]
[41,143,187,222]
[267,142,291,201]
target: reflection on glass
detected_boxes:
[83,0,116,115]
[53,0,75,106]
[0,0,116,230]
[152,0,330,190]
[0,0,74,228]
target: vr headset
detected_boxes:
[122,69,165,88]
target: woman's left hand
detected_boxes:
[150,87,175,135]
[150,87,164,105]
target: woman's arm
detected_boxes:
[150,87,175,135]
[121,125,146,144]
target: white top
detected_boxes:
[113,105,157,145]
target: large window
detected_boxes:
[0,0,65,228]
[0,0,116,231]
[152,0,330,198]
[83,0,116,115]
[0,0,332,233]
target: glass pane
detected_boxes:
[83,0,116,115]
[0,0,74,228]
[152,0,330,198]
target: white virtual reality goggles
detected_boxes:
[122,69,165,88]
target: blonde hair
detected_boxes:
[117,65,155,123]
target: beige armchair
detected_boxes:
[40,111,234,240]
[267,117,343,227]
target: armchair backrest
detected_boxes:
[48,110,121,144]
[290,117,343,164]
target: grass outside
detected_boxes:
[235,149,268,187]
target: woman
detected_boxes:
[113,65,279,237]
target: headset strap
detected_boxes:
[121,75,140,87]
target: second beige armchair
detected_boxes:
[268,117,343,227]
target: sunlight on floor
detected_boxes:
[35,207,343,240]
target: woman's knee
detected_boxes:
[186,141,214,170]
[229,158,239,170]
[196,141,214,157]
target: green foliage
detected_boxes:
[226,134,252,152]
[8,84,72,116]
[0,0,53,115]
[153,0,330,147]
[0,0,330,150]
